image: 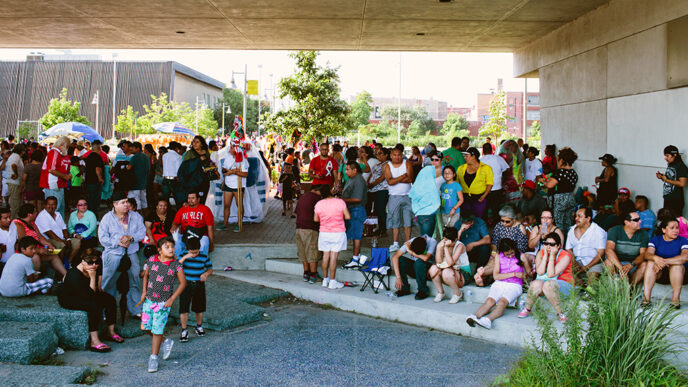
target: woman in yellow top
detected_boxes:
[456,147,494,219]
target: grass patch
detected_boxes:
[79,368,103,385]
[33,355,66,366]
[498,274,688,386]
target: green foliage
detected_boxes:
[17,122,40,139]
[115,93,218,137]
[262,51,350,142]
[441,113,470,139]
[479,92,508,143]
[378,104,435,136]
[39,88,91,129]
[500,275,687,386]
[348,91,373,130]
[214,88,268,135]
[527,121,541,148]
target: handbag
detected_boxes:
[117,253,131,272]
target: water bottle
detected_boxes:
[371,237,377,248]
[385,291,397,298]
[465,290,473,303]
[518,298,527,311]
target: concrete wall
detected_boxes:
[172,72,222,108]
[514,0,688,215]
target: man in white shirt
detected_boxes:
[0,207,16,275]
[5,144,26,218]
[35,196,80,262]
[480,143,509,224]
[161,141,183,203]
[566,207,607,283]
[219,146,249,232]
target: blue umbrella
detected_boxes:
[152,122,195,136]
[41,122,104,143]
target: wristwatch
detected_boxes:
[631,262,637,268]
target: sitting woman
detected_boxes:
[523,208,565,277]
[518,232,573,322]
[428,227,470,304]
[642,217,688,308]
[466,238,525,329]
[145,198,174,245]
[57,248,122,353]
[13,203,66,278]
[67,198,99,263]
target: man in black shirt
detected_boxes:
[84,140,105,214]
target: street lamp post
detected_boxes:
[230,64,248,133]
[221,103,231,137]
[91,90,99,136]
[111,53,118,140]
[257,64,262,137]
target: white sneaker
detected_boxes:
[161,338,174,360]
[147,355,159,372]
[328,280,344,289]
[343,259,361,269]
[433,293,445,303]
[476,316,492,329]
[389,242,400,252]
[466,314,478,327]
[322,278,330,288]
[449,293,462,304]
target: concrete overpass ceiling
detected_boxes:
[0,0,610,51]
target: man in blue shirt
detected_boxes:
[177,237,213,343]
[635,195,656,237]
[455,210,492,271]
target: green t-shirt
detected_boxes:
[441,147,466,170]
[339,162,366,185]
[607,225,649,262]
[69,165,83,187]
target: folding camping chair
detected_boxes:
[359,247,391,293]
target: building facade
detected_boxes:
[0,57,223,139]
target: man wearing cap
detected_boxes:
[456,210,492,272]
[657,145,688,215]
[516,180,547,219]
[5,144,26,217]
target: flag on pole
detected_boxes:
[231,115,246,162]
[247,80,259,95]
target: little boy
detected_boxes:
[177,237,213,343]
[0,236,53,297]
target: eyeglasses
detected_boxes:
[542,241,558,247]
[431,158,441,162]
[541,216,553,220]
[629,217,641,222]
[500,218,513,224]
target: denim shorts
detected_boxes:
[556,280,573,297]
[346,206,366,241]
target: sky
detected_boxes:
[0,49,538,108]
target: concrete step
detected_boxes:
[0,364,91,385]
[0,321,57,364]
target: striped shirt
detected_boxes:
[181,253,212,281]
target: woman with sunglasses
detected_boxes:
[67,198,98,261]
[524,208,565,277]
[58,248,122,352]
[518,232,573,322]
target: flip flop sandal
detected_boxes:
[90,343,112,353]
[107,334,125,343]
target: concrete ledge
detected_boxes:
[0,364,91,385]
[0,296,88,350]
[0,322,57,364]
[212,244,297,270]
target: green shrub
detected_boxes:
[500,275,687,386]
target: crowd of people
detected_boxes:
[0,132,686,371]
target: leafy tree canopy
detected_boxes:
[214,88,269,135]
[348,91,373,130]
[478,91,509,143]
[441,113,470,139]
[40,88,91,130]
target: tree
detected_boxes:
[262,51,350,142]
[379,104,435,138]
[348,91,373,130]
[441,113,470,139]
[479,91,508,143]
[40,88,91,130]
[527,120,541,148]
[214,88,268,135]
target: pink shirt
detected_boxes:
[314,198,347,233]
[497,253,524,286]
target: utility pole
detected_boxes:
[111,53,118,140]
[398,52,402,144]
[258,64,262,137]
[91,90,99,136]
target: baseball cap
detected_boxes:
[618,187,630,195]
[598,154,617,164]
[521,180,536,190]
[664,145,679,155]
[464,147,480,158]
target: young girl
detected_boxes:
[439,165,464,228]
[279,163,295,217]
[466,238,525,329]
[140,237,187,373]
[428,226,469,304]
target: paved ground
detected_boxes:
[60,303,521,386]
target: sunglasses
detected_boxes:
[629,217,641,222]
[431,158,441,162]
[83,258,99,265]
[542,241,558,247]
[500,219,513,224]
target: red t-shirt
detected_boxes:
[173,204,214,236]
[40,149,70,189]
[309,156,338,186]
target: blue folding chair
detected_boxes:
[359,247,391,293]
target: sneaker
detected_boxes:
[322,278,330,288]
[433,293,445,303]
[180,329,189,343]
[466,314,478,327]
[217,224,227,230]
[147,355,159,373]
[558,313,567,323]
[195,326,206,337]
[389,242,400,252]
[476,316,492,329]
[303,273,310,282]
[517,308,531,318]
[343,259,361,269]
[161,338,174,360]
[328,280,344,289]
[449,293,463,304]
[394,289,412,297]
[233,226,240,233]
[308,275,316,284]
[414,290,429,300]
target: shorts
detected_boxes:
[619,261,638,277]
[141,299,171,335]
[127,189,147,209]
[346,206,366,241]
[222,186,245,193]
[487,281,523,306]
[179,281,206,314]
[295,229,319,263]
[556,280,574,297]
[577,261,604,274]
[387,195,414,229]
[24,190,44,202]
[318,232,347,253]
[440,213,461,228]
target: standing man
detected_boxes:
[383,148,413,251]
[480,143,509,224]
[171,192,215,257]
[442,137,466,171]
[604,211,648,284]
[341,162,368,268]
[5,144,26,218]
[459,137,470,152]
[161,142,183,203]
[84,140,105,215]
[128,142,150,212]
[39,136,71,219]
[308,142,338,189]
[566,208,607,284]
[294,184,322,283]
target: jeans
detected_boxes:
[415,213,436,237]
[101,251,143,316]
[161,178,177,201]
[398,256,432,293]
[371,190,389,234]
[86,184,101,214]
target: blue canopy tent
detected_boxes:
[40,122,104,143]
